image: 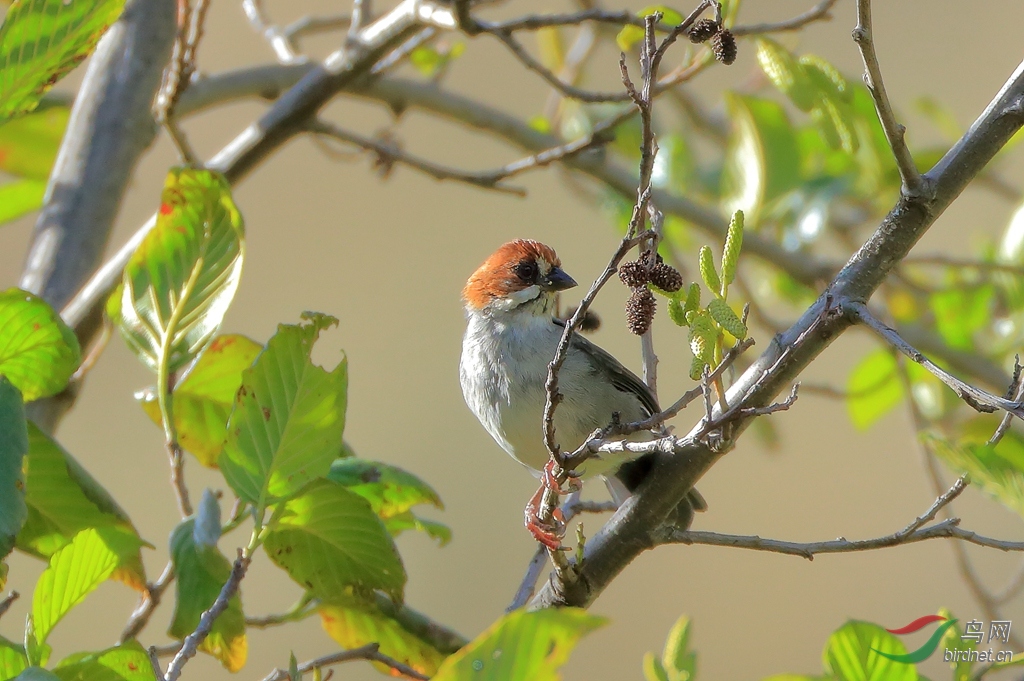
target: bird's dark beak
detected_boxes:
[542,266,578,292]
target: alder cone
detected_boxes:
[649,262,683,292]
[689,18,718,44]
[712,29,737,65]
[618,260,650,288]
[625,288,656,335]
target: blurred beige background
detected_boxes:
[2,0,1024,679]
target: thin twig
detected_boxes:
[260,644,429,681]
[989,356,1024,446]
[731,0,839,36]
[851,302,1024,419]
[168,442,193,518]
[243,0,305,64]
[305,119,526,195]
[0,591,19,620]
[163,552,250,681]
[852,0,924,196]
[148,647,164,680]
[246,593,316,628]
[121,561,176,642]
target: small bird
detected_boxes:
[460,239,705,548]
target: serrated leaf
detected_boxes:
[0,377,27,560]
[32,528,119,646]
[264,479,406,604]
[0,0,125,120]
[698,246,720,295]
[0,289,81,401]
[0,179,45,226]
[0,636,27,681]
[721,94,801,223]
[168,519,246,672]
[756,38,815,111]
[707,299,746,339]
[846,349,903,430]
[0,103,68,180]
[111,168,244,373]
[19,422,147,591]
[218,314,346,509]
[320,597,451,678]
[137,334,261,467]
[823,621,917,681]
[327,459,442,517]
[52,641,156,681]
[431,608,606,681]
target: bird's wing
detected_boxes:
[552,318,660,416]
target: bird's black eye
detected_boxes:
[514,259,539,283]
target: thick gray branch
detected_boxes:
[530,58,1024,609]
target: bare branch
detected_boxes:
[851,302,1024,419]
[731,0,839,36]
[852,0,924,196]
[243,0,306,64]
[305,119,526,195]
[260,644,429,681]
[0,591,19,620]
[121,561,176,642]
[164,552,250,681]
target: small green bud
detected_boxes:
[682,283,701,317]
[707,298,747,339]
[668,298,687,326]
[721,210,744,286]
[689,355,708,381]
[698,246,721,296]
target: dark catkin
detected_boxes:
[689,18,718,44]
[618,260,650,288]
[649,262,683,292]
[712,29,737,65]
[625,288,656,335]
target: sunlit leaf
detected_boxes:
[642,654,669,681]
[721,94,801,223]
[938,609,973,681]
[930,285,993,351]
[846,349,903,430]
[930,421,1024,518]
[662,615,696,679]
[755,39,815,111]
[320,596,452,678]
[0,179,45,226]
[0,636,27,681]
[0,288,81,401]
[327,459,442,517]
[0,377,27,560]
[137,334,261,467]
[0,0,125,120]
[799,55,851,103]
[431,608,606,681]
[110,168,244,374]
[52,641,156,681]
[264,479,405,604]
[823,621,917,681]
[383,512,451,545]
[0,103,68,179]
[32,528,119,646]
[20,423,147,591]
[218,314,346,509]
[168,519,246,672]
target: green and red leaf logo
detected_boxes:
[875,615,958,663]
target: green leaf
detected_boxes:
[218,313,346,509]
[0,179,46,226]
[929,286,993,351]
[846,349,903,430]
[937,610,972,681]
[168,519,246,672]
[615,6,681,52]
[823,621,917,681]
[799,55,851,103]
[662,615,696,679]
[0,377,27,560]
[929,422,1024,518]
[431,608,606,681]
[263,479,406,604]
[383,511,452,546]
[755,39,816,111]
[0,288,81,401]
[13,668,60,681]
[0,103,68,180]
[52,641,156,681]
[110,168,244,373]
[327,459,443,517]
[0,634,27,681]
[20,422,147,591]
[32,528,119,647]
[721,94,801,223]
[137,334,261,467]
[320,597,451,679]
[0,0,125,121]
